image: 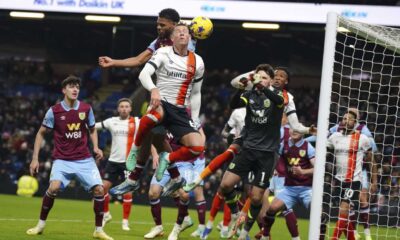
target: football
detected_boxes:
[190,16,213,40]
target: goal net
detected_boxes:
[309,13,400,240]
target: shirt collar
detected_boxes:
[61,100,80,111]
[289,138,305,147]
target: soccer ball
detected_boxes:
[190,16,213,40]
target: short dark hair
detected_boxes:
[118,98,132,107]
[159,8,180,23]
[61,75,81,88]
[275,66,291,83]
[255,64,274,79]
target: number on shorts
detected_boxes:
[343,188,354,200]
[260,172,266,183]
[248,172,255,182]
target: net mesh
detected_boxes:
[321,16,400,240]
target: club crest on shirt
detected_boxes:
[229,163,235,170]
[264,99,270,108]
[299,150,306,157]
[79,112,86,120]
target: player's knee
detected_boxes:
[48,181,62,195]
[194,187,205,201]
[180,192,190,202]
[92,185,104,196]
[148,188,161,200]
[46,188,59,197]
[251,194,264,205]
[219,181,233,194]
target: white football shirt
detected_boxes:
[327,131,371,182]
[227,107,246,137]
[95,116,140,163]
[148,46,204,107]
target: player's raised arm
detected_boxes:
[287,113,313,134]
[231,70,254,90]
[98,49,153,68]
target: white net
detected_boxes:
[320,16,400,240]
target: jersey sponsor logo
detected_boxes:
[166,70,188,79]
[252,109,265,117]
[79,112,86,120]
[251,116,268,124]
[65,131,82,139]
[66,122,82,139]
[67,123,81,131]
[299,150,306,157]
[288,157,300,165]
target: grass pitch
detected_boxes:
[0,194,397,239]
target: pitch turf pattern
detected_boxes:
[0,194,397,239]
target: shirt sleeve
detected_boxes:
[42,108,54,129]
[360,125,373,138]
[193,57,204,83]
[284,93,296,116]
[305,135,316,143]
[360,134,372,152]
[307,143,316,159]
[88,107,96,128]
[147,38,157,52]
[148,49,166,70]
[327,134,335,149]
[279,141,284,155]
[369,138,378,152]
[227,110,237,128]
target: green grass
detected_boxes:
[0,194,398,239]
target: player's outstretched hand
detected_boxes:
[98,56,114,68]
[30,159,39,176]
[94,148,104,161]
[309,124,317,135]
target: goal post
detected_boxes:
[308,12,338,240]
[309,12,400,240]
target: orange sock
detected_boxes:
[122,193,132,220]
[134,110,161,147]
[223,204,232,226]
[241,198,251,214]
[331,214,348,240]
[205,146,238,176]
[169,146,204,163]
[209,192,224,221]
